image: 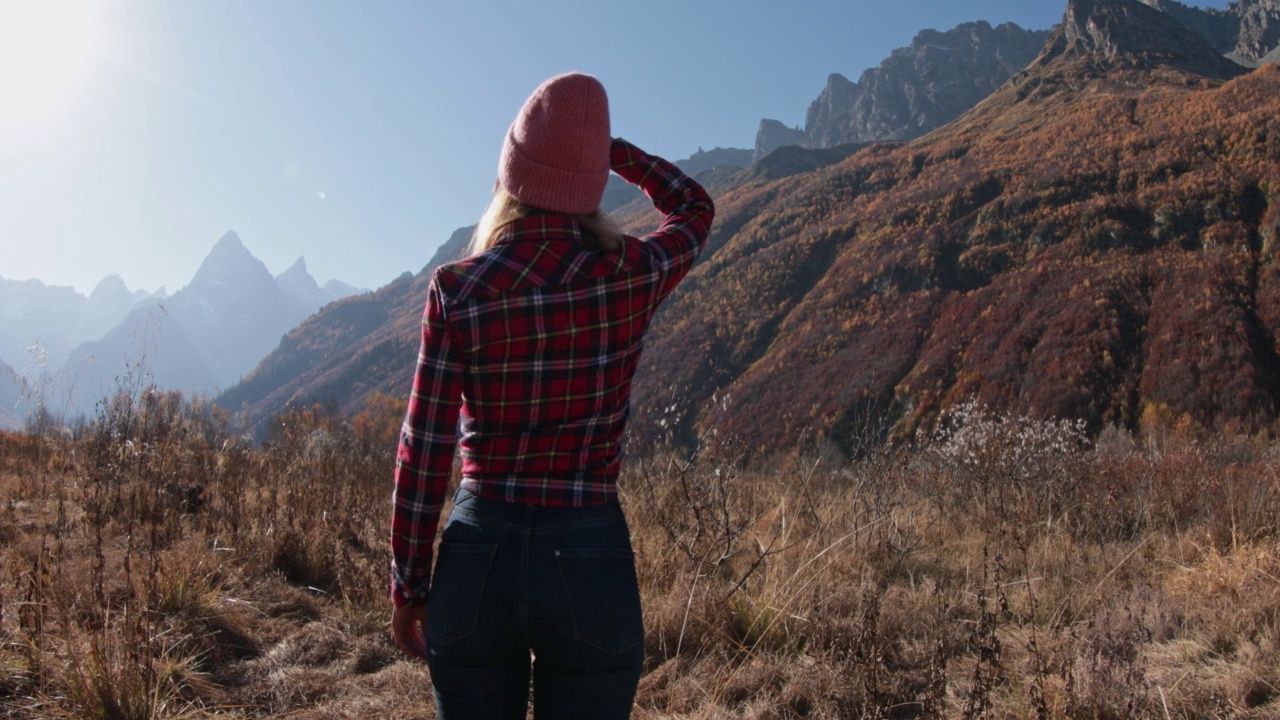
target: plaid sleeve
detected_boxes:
[390,273,463,607]
[610,138,715,294]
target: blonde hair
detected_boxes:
[469,182,623,257]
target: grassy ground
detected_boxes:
[1,393,1279,718]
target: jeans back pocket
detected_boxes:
[427,542,498,645]
[554,548,643,654]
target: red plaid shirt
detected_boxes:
[391,139,715,606]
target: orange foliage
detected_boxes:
[628,64,1280,455]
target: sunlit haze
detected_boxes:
[0,1,102,128]
[0,0,1234,296]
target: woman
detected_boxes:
[390,72,714,719]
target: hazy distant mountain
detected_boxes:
[0,359,22,431]
[60,231,364,415]
[276,257,364,320]
[217,225,469,427]
[323,278,363,299]
[0,274,158,374]
[83,274,161,342]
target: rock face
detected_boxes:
[1145,0,1280,65]
[755,119,806,160]
[1230,0,1280,63]
[1037,0,1248,80]
[753,0,1279,162]
[756,21,1050,156]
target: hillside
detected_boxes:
[221,0,1280,454]
[624,0,1278,452]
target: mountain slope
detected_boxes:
[623,0,1277,451]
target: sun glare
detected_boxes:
[0,1,101,128]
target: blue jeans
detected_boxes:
[426,488,645,719]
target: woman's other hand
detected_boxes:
[391,602,428,659]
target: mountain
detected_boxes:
[61,232,362,415]
[1138,0,1280,66]
[755,21,1051,157]
[751,0,1280,161]
[0,359,22,431]
[218,227,472,427]
[323,278,363,299]
[1031,0,1249,81]
[755,120,806,161]
[1233,0,1280,63]
[276,257,363,320]
[678,147,757,175]
[0,274,158,374]
[619,0,1274,451]
[220,0,1280,454]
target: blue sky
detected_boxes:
[0,0,1232,295]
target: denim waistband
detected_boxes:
[448,487,626,532]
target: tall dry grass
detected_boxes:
[1,390,1278,718]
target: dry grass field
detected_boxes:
[2,391,1279,718]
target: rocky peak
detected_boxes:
[321,279,364,300]
[276,256,321,295]
[88,273,130,302]
[1039,0,1248,80]
[1134,0,1280,66]
[276,256,315,285]
[275,256,336,319]
[757,20,1049,157]
[1137,0,1238,52]
[754,119,805,160]
[189,231,270,291]
[208,230,246,257]
[1233,0,1280,63]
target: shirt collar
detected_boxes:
[494,214,583,247]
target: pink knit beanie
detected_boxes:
[499,72,611,216]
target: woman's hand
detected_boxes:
[391,602,428,659]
